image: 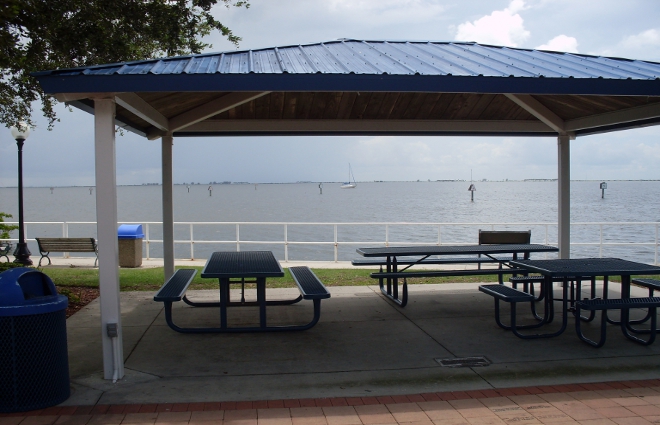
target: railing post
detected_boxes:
[190,223,194,260]
[334,224,338,262]
[145,223,150,260]
[437,225,441,245]
[284,224,288,262]
[599,224,603,258]
[236,223,240,252]
[385,224,389,247]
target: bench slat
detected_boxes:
[371,268,527,279]
[632,278,660,291]
[479,284,535,302]
[35,237,98,266]
[576,297,660,311]
[289,266,330,300]
[352,257,513,266]
[36,238,97,252]
[154,269,197,302]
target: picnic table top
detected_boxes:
[201,251,285,279]
[356,244,558,258]
[510,258,660,277]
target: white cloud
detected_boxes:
[598,28,660,61]
[454,0,530,47]
[536,35,578,53]
[619,29,660,50]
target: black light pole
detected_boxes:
[10,122,33,265]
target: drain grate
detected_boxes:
[436,356,490,368]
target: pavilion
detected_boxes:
[34,39,660,380]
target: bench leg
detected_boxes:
[574,278,597,323]
[510,280,544,321]
[603,277,655,326]
[379,277,408,307]
[38,254,51,267]
[161,299,324,333]
[622,306,659,340]
[492,298,547,333]
[495,281,569,339]
[575,305,608,348]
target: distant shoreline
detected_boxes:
[2,179,660,189]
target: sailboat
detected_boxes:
[340,163,357,189]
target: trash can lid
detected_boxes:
[0,268,68,316]
[118,224,144,239]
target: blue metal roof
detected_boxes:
[39,39,660,78]
[35,39,660,96]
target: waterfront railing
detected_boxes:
[2,221,659,265]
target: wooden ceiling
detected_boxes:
[102,91,660,138]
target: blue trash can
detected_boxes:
[0,267,70,412]
[118,224,144,268]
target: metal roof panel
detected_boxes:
[34,39,660,79]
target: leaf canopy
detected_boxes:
[0,0,249,129]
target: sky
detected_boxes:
[1,0,660,187]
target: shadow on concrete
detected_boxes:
[63,282,660,406]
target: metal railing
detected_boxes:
[2,221,659,264]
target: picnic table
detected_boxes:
[354,244,558,307]
[154,251,330,333]
[504,258,660,345]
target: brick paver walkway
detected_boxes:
[3,380,660,424]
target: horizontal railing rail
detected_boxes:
[2,221,658,264]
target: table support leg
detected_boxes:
[392,257,398,300]
[219,278,229,329]
[257,278,267,328]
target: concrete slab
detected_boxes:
[61,282,660,407]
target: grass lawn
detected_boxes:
[36,266,532,291]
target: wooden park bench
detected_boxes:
[0,242,12,262]
[35,237,98,267]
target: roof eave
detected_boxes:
[37,73,660,97]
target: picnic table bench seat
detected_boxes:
[153,269,197,303]
[632,278,660,294]
[154,266,330,333]
[289,266,331,300]
[479,284,554,339]
[371,268,527,280]
[575,297,660,347]
[35,237,98,267]
[351,256,515,267]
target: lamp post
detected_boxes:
[10,122,33,265]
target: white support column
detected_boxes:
[558,134,571,259]
[94,98,124,380]
[162,134,175,279]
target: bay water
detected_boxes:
[1,180,659,263]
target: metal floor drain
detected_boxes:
[436,356,490,368]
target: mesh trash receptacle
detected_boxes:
[0,267,70,412]
[118,224,144,268]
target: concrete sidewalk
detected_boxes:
[61,281,660,405]
[10,257,660,424]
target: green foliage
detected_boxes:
[0,262,27,272]
[0,212,18,239]
[0,0,250,129]
[57,287,81,303]
[35,266,552,291]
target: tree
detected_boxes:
[0,0,249,129]
[0,212,18,240]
